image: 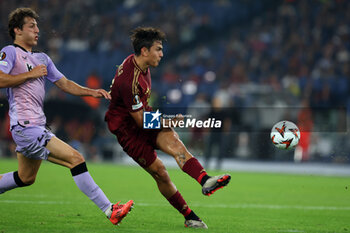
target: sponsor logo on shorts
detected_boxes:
[138,157,147,166]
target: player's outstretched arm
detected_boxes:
[54,77,111,99]
[0,65,47,88]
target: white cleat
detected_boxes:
[184,219,208,229]
[202,174,231,196]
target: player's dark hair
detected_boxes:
[8,8,39,40]
[131,27,166,56]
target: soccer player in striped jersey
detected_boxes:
[105,27,231,229]
[0,7,133,225]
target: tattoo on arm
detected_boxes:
[176,153,187,167]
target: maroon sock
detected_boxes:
[167,191,192,217]
[182,157,208,184]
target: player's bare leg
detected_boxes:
[0,152,41,194]
[145,157,207,228]
[145,157,177,197]
[46,137,85,168]
[17,153,42,185]
[46,136,133,225]
[156,128,231,196]
[156,128,193,168]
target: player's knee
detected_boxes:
[154,165,171,184]
[19,175,36,185]
[70,150,85,167]
[165,132,182,148]
[171,138,186,155]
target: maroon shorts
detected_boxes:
[108,122,161,168]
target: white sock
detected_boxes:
[104,203,113,218]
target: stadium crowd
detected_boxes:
[0,0,349,165]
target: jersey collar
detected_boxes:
[13,43,29,52]
[132,55,148,74]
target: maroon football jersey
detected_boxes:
[105,54,152,132]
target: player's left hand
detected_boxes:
[92,89,111,100]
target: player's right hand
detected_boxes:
[29,65,47,78]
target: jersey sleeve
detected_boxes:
[44,54,64,83]
[118,73,143,112]
[0,46,16,74]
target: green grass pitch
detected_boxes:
[0,158,349,233]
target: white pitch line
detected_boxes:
[277,230,305,233]
[0,200,77,205]
[137,202,350,211]
[1,199,349,211]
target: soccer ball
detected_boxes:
[270,121,300,150]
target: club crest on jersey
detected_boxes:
[0,52,6,60]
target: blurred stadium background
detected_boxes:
[1,0,350,172]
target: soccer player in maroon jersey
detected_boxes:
[105,27,231,229]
